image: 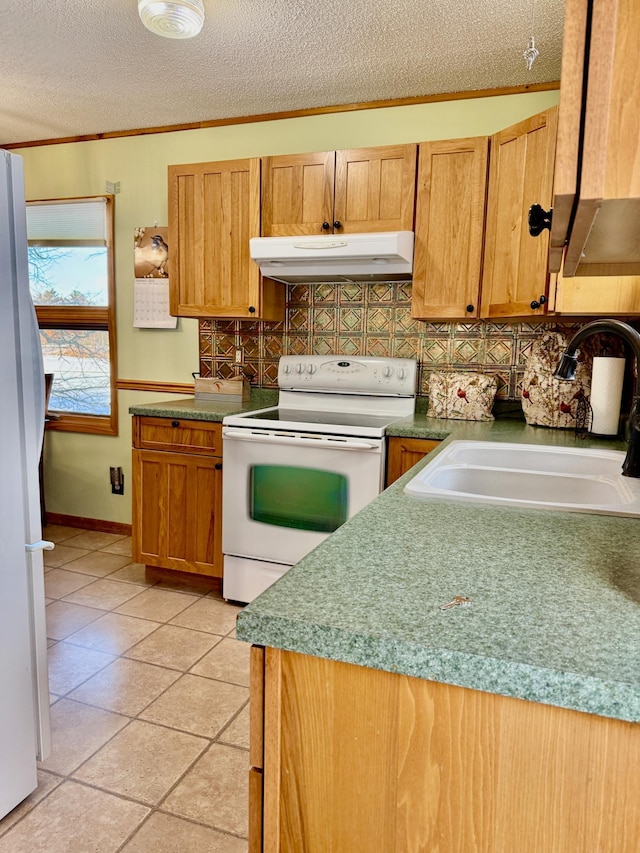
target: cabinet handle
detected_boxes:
[321,221,331,231]
[528,203,553,237]
[215,462,222,470]
[171,420,180,428]
[466,304,474,313]
[530,296,546,310]
[248,306,256,313]
[333,220,342,230]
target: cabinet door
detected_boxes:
[549,0,589,272]
[334,145,417,232]
[564,0,640,277]
[481,108,558,318]
[132,449,222,577]
[262,152,335,236]
[412,138,488,320]
[169,158,282,319]
[386,437,441,486]
[553,266,640,315]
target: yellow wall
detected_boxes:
[18,90,559,525]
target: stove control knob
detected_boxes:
[295,363,304,374]
[283,363,292,375]
[397,368,406,380]
[306,364,316,374]
[383,366,394,378]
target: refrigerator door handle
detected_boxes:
[24,549,51,760]
[25,540,55,552]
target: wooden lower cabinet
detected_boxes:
[252,647,639,853]
[386,436,441,486]
[132,416,223,576]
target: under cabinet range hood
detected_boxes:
[249,231,414,283]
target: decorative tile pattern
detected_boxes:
[313,283,337,304]
[392,337,419,359]
[312,307,337,333]
[452,338,484,365]
[339,282,365,302]
[485,339,514,365]
[312,337,336,355]
[199,283,589,401]
[338,307,364,333]
[338,336,364,356]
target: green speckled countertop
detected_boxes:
[236,418,640,723]
[128,389,278,421]
[128,396,639,721]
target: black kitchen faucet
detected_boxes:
[554,319,640,478]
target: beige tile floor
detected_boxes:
[0,525,250,853]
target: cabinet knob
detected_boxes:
[321,221,331,231]
[528,203,553,237]
[333,220,342,230]
[248,306,256,313]
[215,462,222,470]
[530,296,546,310]
[466,304,474,313]
[171,420,180,428]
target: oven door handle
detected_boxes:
[223,429,381,451]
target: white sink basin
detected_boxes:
[404,440,640,516]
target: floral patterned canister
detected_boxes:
[426,372,498,421]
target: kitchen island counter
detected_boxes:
[237,419,640,723]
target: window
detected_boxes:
[26,196,117,435]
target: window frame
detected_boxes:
[28,195,118,435]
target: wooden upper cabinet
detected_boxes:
[334,145,417,232]
[481,107,558,319]
[411,137,488,320]
[553,264,640,315]
[261,152,335,236]
[261,144,417,235]
[169,158,284,320]
[560,0,640,277]
[548,0,588,273]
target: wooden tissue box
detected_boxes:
[194,376,250,402]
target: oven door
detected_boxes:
[222,427,385,566]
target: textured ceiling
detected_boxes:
[0,0,565,146]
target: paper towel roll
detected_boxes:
[590,357,625,435]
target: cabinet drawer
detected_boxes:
[133,416,222,454]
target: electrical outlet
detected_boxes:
[234,347,244,364]
[110,466,124,495]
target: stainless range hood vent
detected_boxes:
[249,231,414,283]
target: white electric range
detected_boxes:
[221,355,417,603]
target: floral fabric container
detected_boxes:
[521,331,592,428]
[426,372,497,421]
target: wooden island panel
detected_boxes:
[260,648,639,853]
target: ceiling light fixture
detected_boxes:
[138,0,205,39]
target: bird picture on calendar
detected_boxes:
[134,226,169,278]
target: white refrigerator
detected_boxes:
[0,149,52,819]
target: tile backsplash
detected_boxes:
[198,282,578,400]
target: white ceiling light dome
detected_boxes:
[138,0,205,39]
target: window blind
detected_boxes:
[26,198,108,246]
